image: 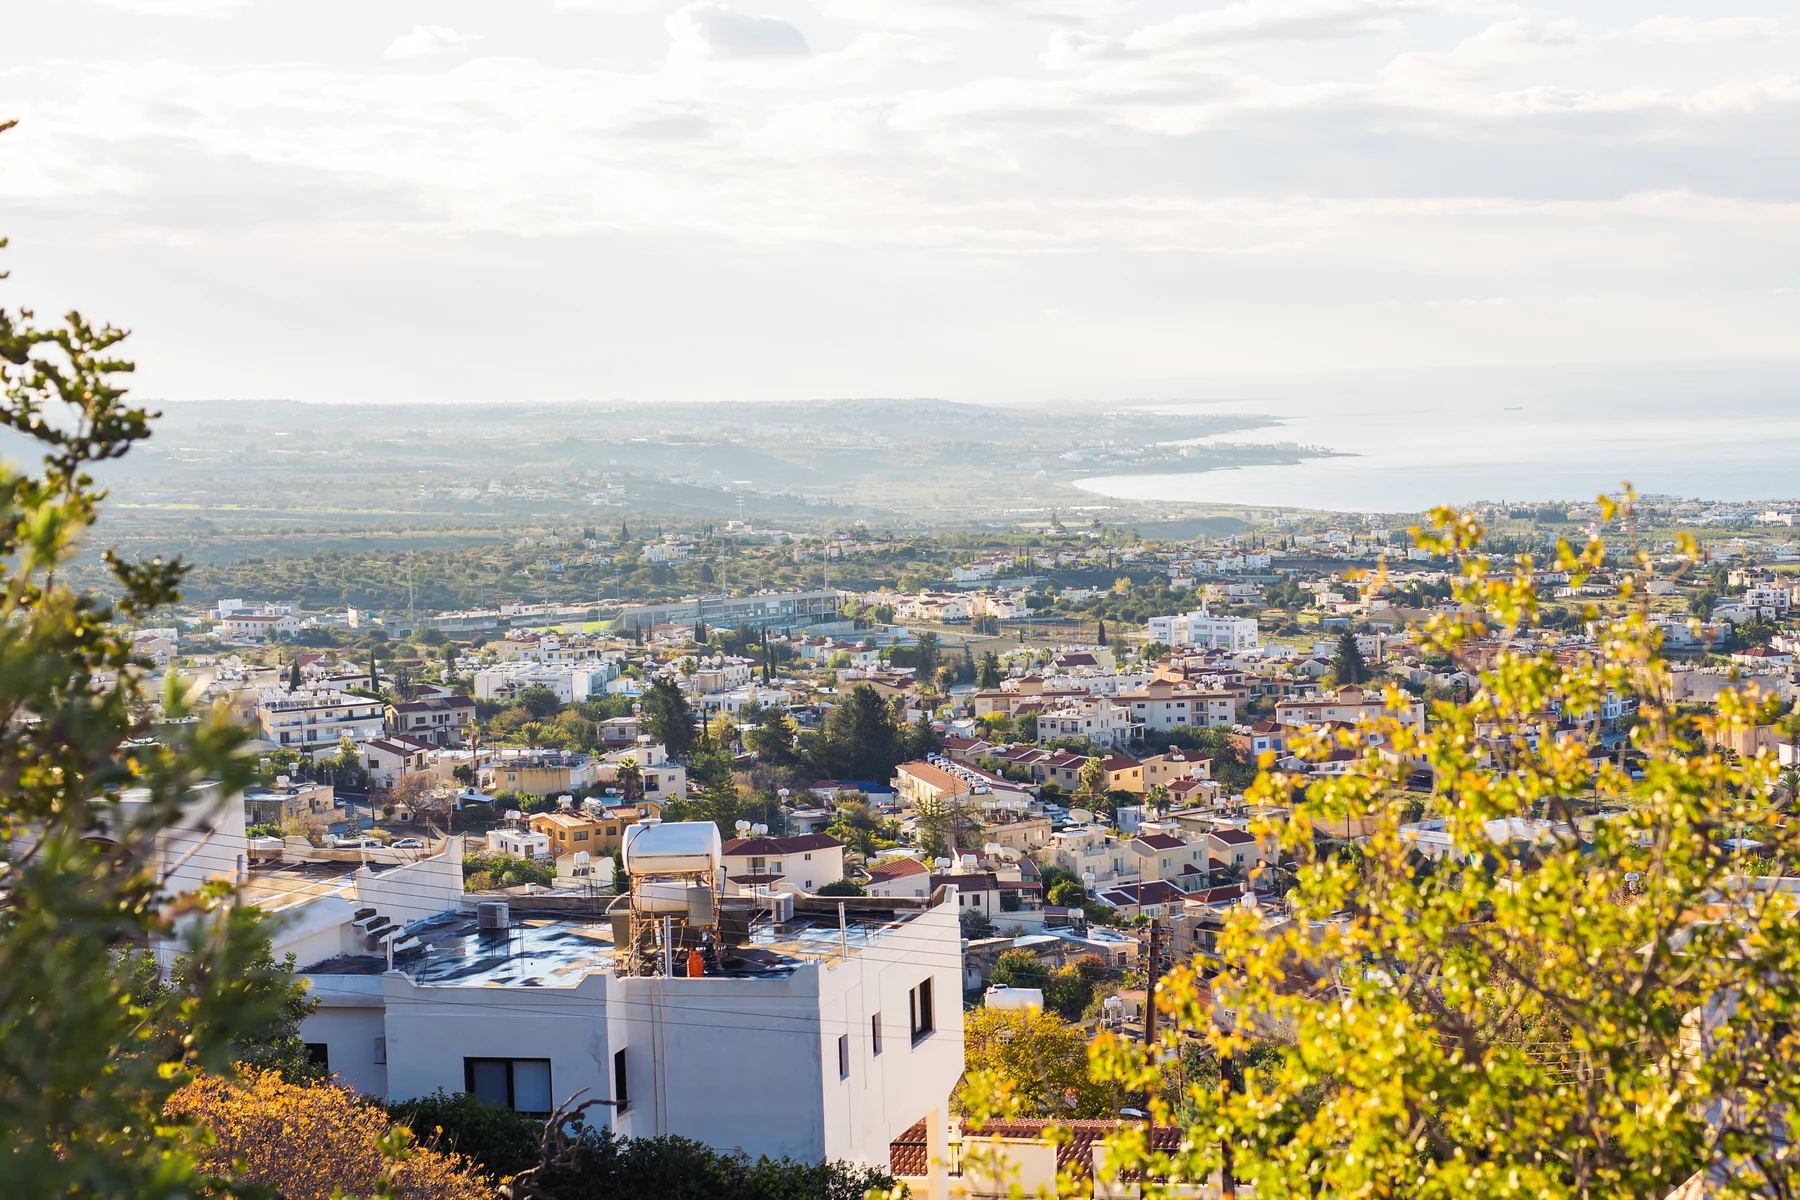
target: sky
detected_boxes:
[1,0,1797,405]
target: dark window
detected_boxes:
[910,979,935,1043]
[613,1048,630,1113]
[464,1058,553,1116]
[305,1042,330,1070]
[838,1035,849,1079]
[872,1012,883,1055]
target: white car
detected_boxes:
[390,838,425,850]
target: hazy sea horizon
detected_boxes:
[1072,360,1800,514]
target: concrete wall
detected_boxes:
[304,975,389,1095]
[382,973,615,1124]
[356,837,465,928]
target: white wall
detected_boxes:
[383,973,615,1122]
[355,836,464,928]
[304,976,389,1095]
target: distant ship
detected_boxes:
[1503,406,1524,411]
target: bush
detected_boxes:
[388,1088,543,1182]
[990,948,1050,991]
[463,852,555,891]
[167,1070,490,1200]
[816,879,865,897]
[530,1126,896,1200]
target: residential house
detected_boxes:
[256,691,386,755]
[217,612,302,642]
[721,833,846,894]
[1034,697,1133,750]
[866,855,932,899]
[1126,831,1210,885]
[1092,879,1189,919]
[362,735,437,787]
[385,695,477,747]
[933,871,1001,922]
[893,760,973,808]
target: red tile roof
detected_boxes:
[866,857,928,882]
[720,833,843,856]
[888,1119,1185,1182]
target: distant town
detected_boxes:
[112,492,1800,1195]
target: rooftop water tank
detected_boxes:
[622,819,722,876]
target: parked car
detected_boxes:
[390,838,425,850]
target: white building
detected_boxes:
[256,691,387,754]
[1146,609,1259,652]
[720,833,846,894]
[473,662,611,704]
[217,613,302,642]
[297,885,964,1181]
[1034,697,1134,750]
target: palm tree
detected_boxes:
[1078,756,1108,801]
[615,758,643,804]
[1146,783,1172,817]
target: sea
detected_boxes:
[1072,361,1800,514]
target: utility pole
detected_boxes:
[1144,919,1160,1045]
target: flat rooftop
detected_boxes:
[302,895,944,987]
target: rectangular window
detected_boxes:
[872,1012,883,1055]
[465,1058,553,1116]
[305,1042,330,1070]
[613,1049,629,1113]
[910,979,935,1043]
[574,831,589,841]
[838,1035,849,1079]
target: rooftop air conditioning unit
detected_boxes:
[477,901,510,932]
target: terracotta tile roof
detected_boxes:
[721,833,843,856]
[1131,833,1187,852]
[1094,879,1187,908]
[895,760,971,796]
[888,1119,1186,1182]
[866,857,929,882]
[1211,828,1257,845]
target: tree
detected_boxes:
[522,1125,896,1200]
[288,656,302,691]
[1328,629,1368,686]
[826,798,883,856]
[0,219,299,1197]
[167,1069,490,1200]
[915,630,941,680]
[817,878,866,897]
[1086,503,1800,1200]
[807,683,904,782]
[745,706,801,769]
[1046,878,1087,908]
[392,770,439,814]
[977,650,1003,690]
[914,791,980,861]
[1077,755,1107,800]
[1145,782,1172,816]
[1017,711,1038,742]
[387,1088,544,1183]
[392,662,418,701]
[615,756,643,802]
[641,677,697,760]
[959,1007,1116,1119]
[516,684,564,721]
[990,948,1051,990]
[1096,618,1107,646]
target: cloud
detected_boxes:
[811,0,1128,32]
[1381,17,1591,86]
[1127,0,1419,54]
[88,0,249,14]
[1631,16,1795,47]
[553,0,669,12]
[384,26,482,60]
[666,4,811,60]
